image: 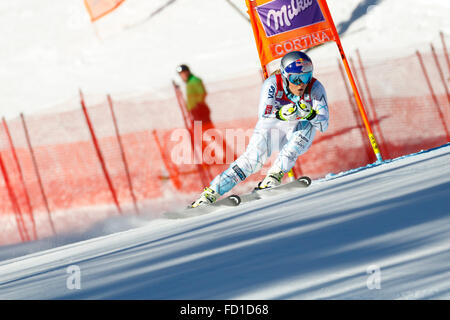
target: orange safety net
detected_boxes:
[84,0,125,22]
[0,50,449,245]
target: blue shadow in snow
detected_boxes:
[337,0,383,36]
[59,178,449,299]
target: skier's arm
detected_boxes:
[308,81,329,133]
[257,76,278,119]
[276,81,330,130]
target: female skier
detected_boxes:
[191,50,329,208]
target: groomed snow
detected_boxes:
[1,0,449,300]
[0,143,448,299]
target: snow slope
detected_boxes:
[1,0,449,119]
[0,143,448,299]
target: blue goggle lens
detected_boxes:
[287,72,312,85]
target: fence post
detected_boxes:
[355,49,391,159]
[440,31,450,75]
[337,59,374,162]
[416,51,450,141]
[107,94,139,214]
[79,90,122,214]
[430,44,450,106]
[349,57,368,110]
[2,117,37,240]
[0,152,28,242]
[152,129,182,190]
[172,81,213,186]
[20,113,56,235]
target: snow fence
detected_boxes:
[0,49,449,245]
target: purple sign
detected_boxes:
[256,0,325,37]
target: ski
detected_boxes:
[164,176,311,219]
[238,175,312,204]
[163,194,241,219]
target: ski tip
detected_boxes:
[227,195,241,206]
[297,176,312,186]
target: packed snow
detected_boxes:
[0,0,449,300]
[0,143,449,299]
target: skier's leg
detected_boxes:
[209,126,276,195]
[259,120,316,188]
[275,120,316,171]
[190,127,274,207]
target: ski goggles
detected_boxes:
[285,72,312,85]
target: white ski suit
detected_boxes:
[210,73,329,195]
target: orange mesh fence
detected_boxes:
[291,50,449,178]
[84,0,125,22]
[0,49,449,245]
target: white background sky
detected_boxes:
[0,0,448,119]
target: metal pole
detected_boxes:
[172,81,213,185]
[107,94,139,214]
[152,129,182,190]
[20,113,56,235]
[416,51,450,141]
[225,0,250,23]
[0,152,27,242]
[338,60,374,162]
[440,31,450,75]
[2,117,37,240]
[355,50,391,159]
[430,44,450,106]
[79,90,122,214]
[319,0,383,162]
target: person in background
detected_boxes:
[176,64,212,127]
[176,64,236,166]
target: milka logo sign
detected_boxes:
[256,0,325,37]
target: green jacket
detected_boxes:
[185,74,207,111]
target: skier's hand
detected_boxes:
[297,99,317,121]
[277,104,299,121]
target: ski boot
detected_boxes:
[190,187,219,208]
[256,165,285,190]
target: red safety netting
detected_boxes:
[0,49,449,245]
[84,0,125,22]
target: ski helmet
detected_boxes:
[176,64,190,73]
[280,51,313,85]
